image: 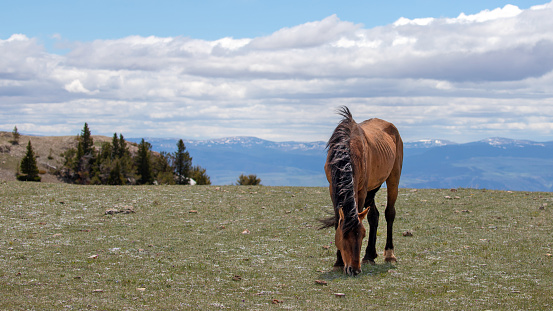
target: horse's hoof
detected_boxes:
[384,250,397,263]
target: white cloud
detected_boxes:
[455,4,522,23]
[64,79,93,94]
[1,2,553,143]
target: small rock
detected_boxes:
[137,288,146,291]
[92,289,103,293]
[88,255,98,259]
[403,231,413,237]
[241,229,250,234]
[334,293,346,298]
[189,210,198,214]
[232,275,241,281]
[271,299,283,304]
[315,280,328,285]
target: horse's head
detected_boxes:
[335,207,369,276]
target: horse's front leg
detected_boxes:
[333,250,344,271]
[363,206,379,264]
[361,187,380,264]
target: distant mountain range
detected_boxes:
[128,137,553,191]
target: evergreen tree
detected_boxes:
[75,140,84,172]
[19,141,40,182]
[80,123,93,155]
[236,174,261,186]
[108,160,125,185]
[11,126,20,145]
[111,133,119,159]
[136,139,153,184]
[174,139,192,185]
[190,165,211,185]
[119,134,128,157]
[153,152,176,185]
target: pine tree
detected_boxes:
[19,141,40,182]
[80,123,93,155]
[108,160,124,185]
[174,139,192,185]
[153,152,176,185]
[190,165,211,185]
[136,139,153,184]
[75,140,84,172]
[111,133,119,159]
[11,126,20,145]
[236,174,261,185]
[119,134,127,157]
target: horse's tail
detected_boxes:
[319,106,358,233]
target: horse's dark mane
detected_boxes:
[319,106,359,235]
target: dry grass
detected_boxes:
[1,182,552,310]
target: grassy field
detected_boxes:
[1,182,552,310]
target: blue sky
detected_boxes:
[2,1,547,46]
[1,1,553,142]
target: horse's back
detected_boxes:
[358,118,403,189]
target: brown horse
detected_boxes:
[320,106,403,276]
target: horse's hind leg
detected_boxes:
[384,180,399,263]
[362,186,380,265]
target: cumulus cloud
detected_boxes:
[1,2,553,142]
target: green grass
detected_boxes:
[1,182,552,310]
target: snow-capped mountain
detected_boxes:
[404,139,457,149]
[480,137,547,148]
[140,136,326,153]
[129,136,553,191]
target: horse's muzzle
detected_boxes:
[345,266,361,276]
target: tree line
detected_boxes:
[50,123,210,185]
[14,124,262,186]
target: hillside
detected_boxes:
[0,132,126,182]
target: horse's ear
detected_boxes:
[358,207,369,221]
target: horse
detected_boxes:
[320,106,403,276]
